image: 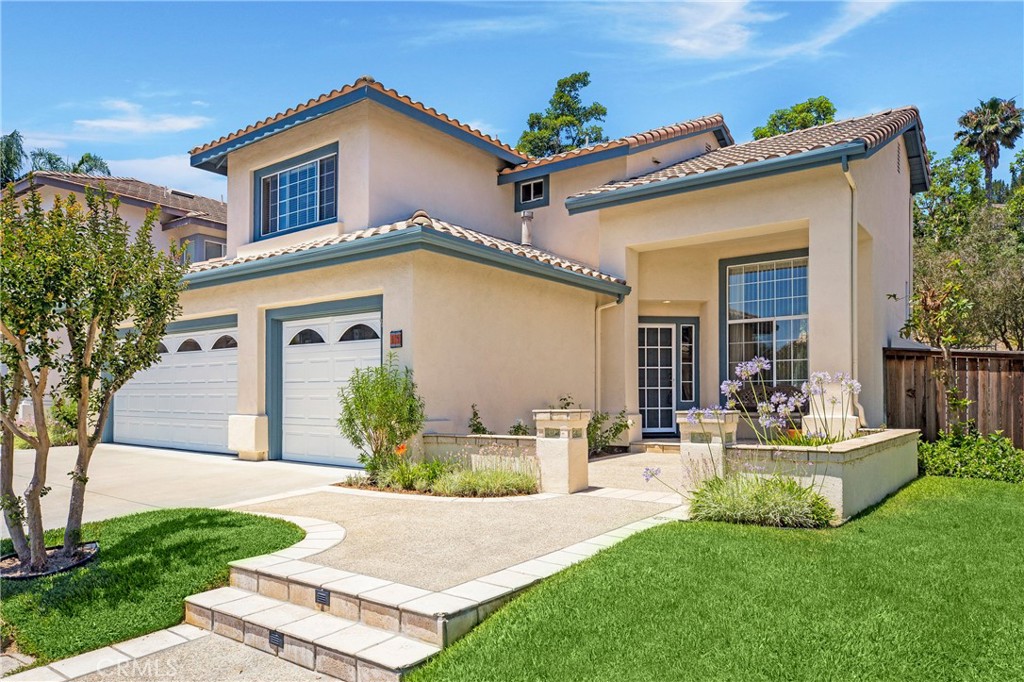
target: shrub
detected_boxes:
[508,419,531,436]
[378,458,456,491]
[689,474,835,528]
[338,352,425,483]
[918,430,1024,483]
[468,404,492,435]
[12,402,78,449]
[587,409,630,456]
[432,468,538,497]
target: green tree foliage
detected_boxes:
[913,146,987,241]
[751,96,836,140]
[954,97,1023,200]
[1005,149,1024,229]
[337,352,425,482]
[516,72,608,157]
[0,181,186,570]
[31,149,111,176]
[1,131,27,186]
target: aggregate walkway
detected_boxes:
[239,488,676,591]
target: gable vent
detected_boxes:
[897,141,902,174]
[705,142,713,153]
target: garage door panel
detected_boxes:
[113,328,238,454]
[282,313,381,466]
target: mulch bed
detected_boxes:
[0,542,99,580]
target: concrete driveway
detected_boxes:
[3,444,348,536]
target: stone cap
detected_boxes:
[532,409,592,422]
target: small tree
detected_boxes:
[338,353,425,482]
[900,259,976,428]
[0,182,186,570]
[516,72,608,157]
[752,96,836,140]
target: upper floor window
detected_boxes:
[255,143,338,239]
[204,240,226,261]
[514,175,550,212]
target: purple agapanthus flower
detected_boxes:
[720,379,742,396]
[642,467,662,483]
[685,407,700,424]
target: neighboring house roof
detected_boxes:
[14,171,227,226]
[190,76,528,174]
[186,210,627,297]
[566,107,930,214]
[497,114,734,184]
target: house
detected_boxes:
[13,171,228,262]
[104,75,930,465]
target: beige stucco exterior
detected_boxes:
[130,92,924,463]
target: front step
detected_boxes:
[630,440,681,454]
[185,586,439,681]
[227,557,502,648]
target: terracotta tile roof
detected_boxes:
[500,113,731,176]
[570,107,927,199]
[189,210,624,285]
[23,171,226,224]
[190,76,527,162]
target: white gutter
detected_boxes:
[595,297,623,411]
[841,158,868,427]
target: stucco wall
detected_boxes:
[34,185,173,253]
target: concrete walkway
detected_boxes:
[588,450,712,493]
[3,444,346,535]
[239,488,676,591]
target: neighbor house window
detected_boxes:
[513,175,550,211]
[204,240,226,260]
[257,145,338,238]
[726,256,808,386]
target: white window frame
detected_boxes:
[261,152,337,237]
[519,178,545,204]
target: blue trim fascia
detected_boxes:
[498,125,734,185]
[252,143,339,242]
[565,142,866,215]
[514,175,550,212]
[717,249,809,400]
[498,146,629,185]
[184,227,631,297]
[265,295,383,460]
[163,216,226,232]
[191,85,524,174]
[166,314,238,334]
[639,316,701,412]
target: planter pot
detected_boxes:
[0,541,99,581]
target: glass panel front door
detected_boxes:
[638,325,675,434]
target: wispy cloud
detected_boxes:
[462,119,503,139]
[74,100,211,135]
[406,15,553,46]
[107,154,226,201]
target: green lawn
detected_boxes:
[411,477,1024,682]
[0,508,302,663]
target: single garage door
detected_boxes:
[282,312,381,466]
[112,329,238,453]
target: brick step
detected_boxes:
[227,558,507,648]
[185,586,439,682]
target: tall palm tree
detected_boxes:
[1,130,27,186]
[31,148,111,176]
[955,97,1024,201]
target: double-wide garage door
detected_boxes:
[112,329,238,453]
[281,312,382,466]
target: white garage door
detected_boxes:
[282,312,381,466]
[112,329,238,454]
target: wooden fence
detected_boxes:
[884,347,1024,447]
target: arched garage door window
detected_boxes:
[212,335,238,350]
[177,338,202,353]
[289,329,325,345]
[339,324,379,342]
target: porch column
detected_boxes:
[228,306,269,461]
[807,212,859,438]
[599,247,641,443]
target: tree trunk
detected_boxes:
[61,443,95,555]
[985,164,994,203]
[24,397,51,572]
[1,424,31,563]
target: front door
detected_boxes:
[638,318,699,436]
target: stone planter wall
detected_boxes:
[724,429,920,523]
[421,434,539,477]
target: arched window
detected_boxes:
[156,342,169,354]
[339,324,380,342]
[212,335,238,350]
[289,329,325,345]
[177,338,202,353]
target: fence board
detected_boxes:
[884,348,1024,448]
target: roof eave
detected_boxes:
[184,227,630,297]
[564,142,868,215]
[11,174,192,219]
[190,86,525,175]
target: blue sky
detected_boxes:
[2,1,1022,200]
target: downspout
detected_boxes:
[841,156,868,427]
[595,296,624,412]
